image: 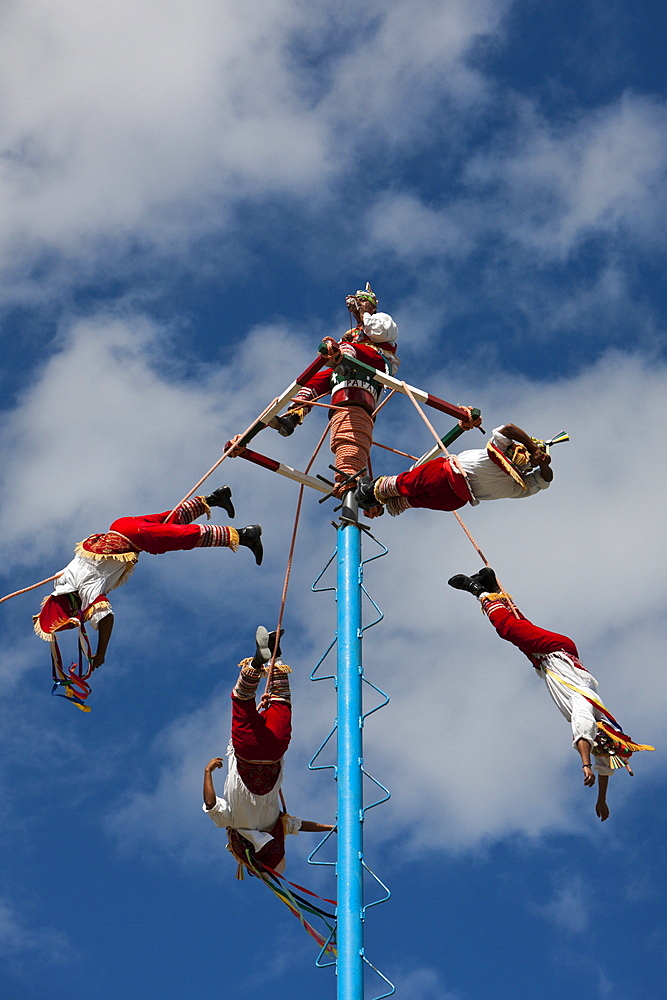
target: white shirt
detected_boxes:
[52,553,130,628]
[455,427,550,504]
[360,312,400,373]
[533,651,613,776]
[203,741,301,852]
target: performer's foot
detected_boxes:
[252,626,269,668]
[274,412,300,437]
[470,566,500,593]
[205,485,235,519]
[253,625,284,667]
[267,629,283,658]
[238,525,263,566]
[447,573,486,598]
[354,476,380,512]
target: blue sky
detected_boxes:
[1,1,666,998]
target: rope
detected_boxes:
[0,574,60,605]
[259,419,332,710]
[163,397,282,523]
[400,381,516,612]
[372,388,397,418]
[372,441,419,461]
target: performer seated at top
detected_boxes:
[34,487,263,671]
[269,283,399,497]
[355,422,553,516]
[448,567,654,821]
[203,626,333,876]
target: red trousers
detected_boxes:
[110,510,202,555]
[394,457,472,511]
[485,602,579,665]
[231,695,292,763]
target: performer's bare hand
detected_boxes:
[582,764,595,787]
[91,650,105,671]
[225,435,247,458]
[205,758,224,773]
[318,337,342,365]
[595,800,610,822]
[363,505,384,520]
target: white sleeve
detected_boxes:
[362,312,398,344]
[88,606,114,631]
[284,814,302,836]
[489,426,510,451]
[521,469,550,495]
[202,797,232,828]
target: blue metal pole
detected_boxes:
[336,501,364,1000]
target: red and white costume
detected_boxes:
[204,659,300,874]
[34,496,238,642]
[287,313,399,494]
[483,594,621,774]
[374,426,551,516]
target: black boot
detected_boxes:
[354,476,379,512]
[448,573,485,598]
[470,566,499,593]
[252,626,269,668]
[267,629,283,658]
[274,411,300,437]
[252,625,285,668]
[205,485,235,519]
[238,525,263,566]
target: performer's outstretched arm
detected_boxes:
[576,737,596,787]
[91,614,114,671]
[596,776,610,822]
[576,737,610,820]
[203,757,223,809]
[300,820,335,832]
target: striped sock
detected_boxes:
[196,525,239,551]
[232,660,263,700]
[480,593,513,615]
[266,667,292,706]
[175,496,211,524]
[374,475,411,516]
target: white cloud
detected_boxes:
[366,91,667,267]
[0,895,67,961]
[466,92,667,257]
[537,874,591,935]
[0,0,510,298]
[389,965,461,1000]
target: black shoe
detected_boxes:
[267,629,283,658]
[238,525,263,566]
[354,476,379,511]
[448,573,485,598]
[205,485,235,519]
[252,626,269,669]
[252,625,285,668]
[275,412,300,437]
[471,567,499,593]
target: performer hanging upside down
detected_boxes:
[34,487,263,672]
[268,283,400,496]
[203,627,333,876]
[355,423,555,516]
[448,568,654,821]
